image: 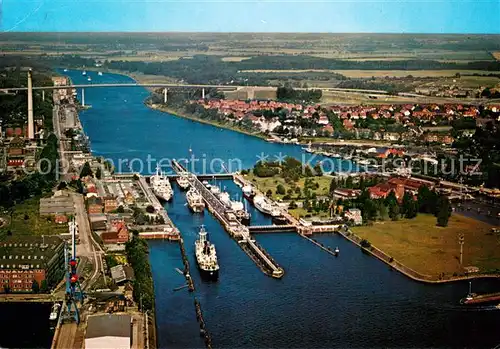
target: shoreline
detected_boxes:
[337,228,500,284]
[59,71,159,348]
[146,102,269,141]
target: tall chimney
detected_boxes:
[27,70,34,139]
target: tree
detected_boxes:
[145,205,155,214]
[79,161,93,178]
[40,279,48,293]
[436,195,451,227]
[95,167,102,179]
[116,205,125,213]
[57,181,67,190]
[313,162,323,176]
[402,192,417,219]
[266,189,273,197]
[345,176,354,189]
[276,184,286,195]
[329,178,338,194]
[360,239,371,248]
[32,279,40,294]
[417,186,438,214]
[388,202,400,221]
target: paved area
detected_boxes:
[53,323,78,349]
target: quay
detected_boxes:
[136,175,181,241]
[171,160,285,279]
[0,294,63,303]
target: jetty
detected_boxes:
[171,160,284,278]
[136,175,181,241]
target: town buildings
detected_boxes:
[0,236,65,293]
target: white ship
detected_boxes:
[253,195,281,217]
[195,226,219,280]
[150,165,173,201]
[186,187,205,213]
[176,173,190,190]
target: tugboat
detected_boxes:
[194,226,219,280]
[186,187,205,213]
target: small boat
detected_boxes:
[98,71,103,76]
[87,76,92,82]
[49,303,61,321]
[63,68,68,72]
[82,70,87,76]
[334,247,340,256]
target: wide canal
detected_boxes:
[69,70,500,348]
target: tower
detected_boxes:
[27,70,35,139]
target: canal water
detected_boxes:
[65,70,500,348]
[0,302,54,348]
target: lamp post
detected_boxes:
[459,234,465,266]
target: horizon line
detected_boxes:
[2,31,500,35]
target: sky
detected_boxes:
[2,0,499,33]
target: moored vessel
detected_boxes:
[195,226,219,280]
[459,282,500,305]
[253,195,281,217]
[151,165,173,201]
[176,172,190,190]
[242,184,255,202]
[186,187,205,213]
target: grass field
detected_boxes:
[352,214,500,277]
[245,173,332,200]
[0,197,68,238]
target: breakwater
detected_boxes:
[177,237,195,292]
[194,298,213,348]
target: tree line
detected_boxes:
[125,235,155,311]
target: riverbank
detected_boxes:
[146,102,269,141]
[345,214,500,283]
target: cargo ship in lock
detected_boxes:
[195,225,219,281]
[186,187,205,213]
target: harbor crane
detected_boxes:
[62,216,85,324]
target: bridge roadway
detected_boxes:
[171,161,284,278]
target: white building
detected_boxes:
[85,314,132,349]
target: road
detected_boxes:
[73,193,105,289]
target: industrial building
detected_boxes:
[84,314,132,349]
[0,235,65,292]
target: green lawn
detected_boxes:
[245,173,332,201]
[352,214,500,277]
[0,197,68,239]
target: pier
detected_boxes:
[136,176,181,240]
[171,161,284,278]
